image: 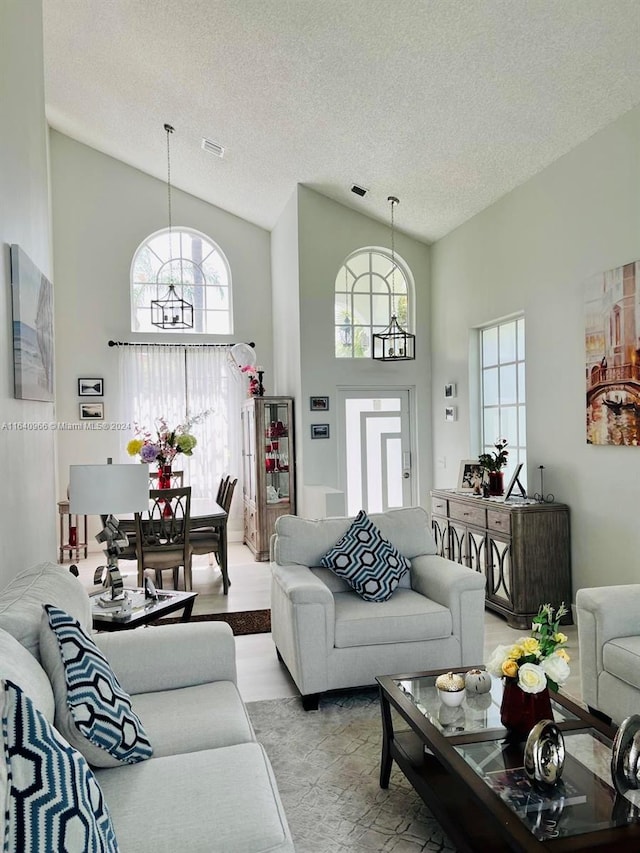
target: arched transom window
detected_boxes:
[334,248,412,358]
[131,227,233,334]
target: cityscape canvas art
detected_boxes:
[10,245,54,402]
[585,260,640,445]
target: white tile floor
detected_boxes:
[71,544,582,705]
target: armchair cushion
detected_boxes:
[40,605,153,768]
[333,589,451,648]
[1,680,118,853]
[320,510,410,602]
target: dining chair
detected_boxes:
[135,487,193,590]
[190,476,236,591]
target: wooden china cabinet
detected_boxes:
[241,396,296,561]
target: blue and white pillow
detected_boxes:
[1,679,119,852]
[320,510,411,601]
[40,605,153,768]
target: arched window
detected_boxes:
[334,248,413,358]
[131,227,232,334]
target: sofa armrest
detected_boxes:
[410,555,486,665]
[270,562,334,696]
[576,584,640,709]
[94,621,237,695]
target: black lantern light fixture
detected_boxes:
[372,196,415,361]
[150,124,194,330]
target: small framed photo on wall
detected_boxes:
[445,406,457,422]
[311,423,330,439]
[444,383,456,399]
[310,396,329,411]
[79,402,104,420]
[78,378,104,396]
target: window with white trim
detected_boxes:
[334,248,412,358]
[480,316,526,487]
[131,227,232,334]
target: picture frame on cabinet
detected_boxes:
[310,396,329,411]
[79,402,104,420]
[311,424,330,439]
[78,377,104,396]
[458,459,483,491]
[504,463,527,500]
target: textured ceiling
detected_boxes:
[42,1,640,243]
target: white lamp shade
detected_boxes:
[69,464,150,515]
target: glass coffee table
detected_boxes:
[91,588,197,631]
[377,667,640,851]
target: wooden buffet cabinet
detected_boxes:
[430,489,571,629]
[241,396,295,561]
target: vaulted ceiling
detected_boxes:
[43,1,640,243]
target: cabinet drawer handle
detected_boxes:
[494,519,502,525]
[463,511,470,516]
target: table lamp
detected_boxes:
[69,462,149,602]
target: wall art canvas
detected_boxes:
[585,260,640,445]
[10,245,54,402]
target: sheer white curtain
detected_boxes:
[118,344,243,531]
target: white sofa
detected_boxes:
[0,562,294,852]
[577,583,640,725]
[270,506,486,709]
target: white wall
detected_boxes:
[50,132,272,513]
[431,105,640,595]
[293,186,432,515]
[0,0,57,581]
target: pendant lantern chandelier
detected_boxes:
[150,123,194,330]
[372,196,415,361]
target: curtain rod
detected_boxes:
[108,340,255,349]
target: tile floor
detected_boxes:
[71,543,582,705]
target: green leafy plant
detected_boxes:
[478,438,509,472]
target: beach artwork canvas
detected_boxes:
[10,245,54,402]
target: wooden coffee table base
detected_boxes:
[377,668,640,852]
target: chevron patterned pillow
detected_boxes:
[320,510,411,601]
[1,679,119,852]
[40,605,153,768]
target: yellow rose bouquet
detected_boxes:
[486,602,570,694]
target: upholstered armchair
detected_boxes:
[576,584,640,724]
[270,506,486,709]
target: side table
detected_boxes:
[91,589,197,632]
[57,500,88,563]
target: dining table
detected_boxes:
[117,497,230,594]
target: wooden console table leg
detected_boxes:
[379,686,394,788]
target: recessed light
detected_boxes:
[201,137,225,158]
[351,184,368,197]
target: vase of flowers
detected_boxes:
[240,365,265,397]
[487,602,570,739]
[478,438,509,495]
[126,412,209,485]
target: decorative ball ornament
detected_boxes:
[464,669,492,694]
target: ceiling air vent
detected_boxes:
[201,137,225,158]
[351,184,368,197]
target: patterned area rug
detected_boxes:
[161,608,271,635]
[247,689,456,853]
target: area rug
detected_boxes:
[162,608,271,635]
[247,688,456,853]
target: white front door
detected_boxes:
[337,389,413,515]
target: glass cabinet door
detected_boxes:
[262,400,291,506]
[241,406,256,503]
